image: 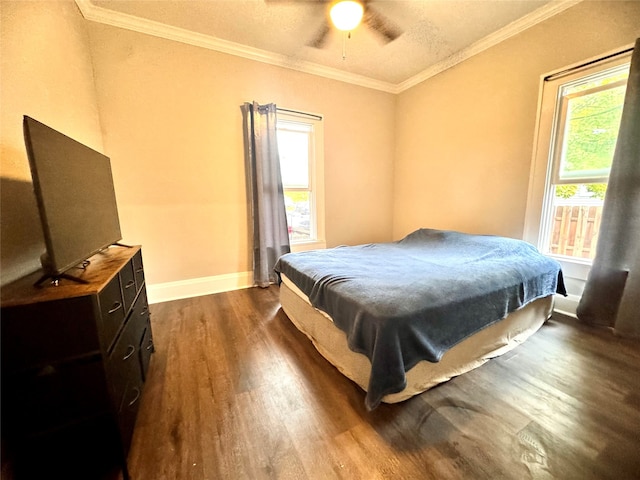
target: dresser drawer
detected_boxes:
[132,289,150,330]
[118,380,143,454]
[139,320,154,381]
[129,289,150,380]
[107,316,145,411]
[132,250,145,292]
[98,275,125,350]
[120,259,137,313]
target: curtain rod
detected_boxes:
[276,107,323,121]
[545,46,634,82]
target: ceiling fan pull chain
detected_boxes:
[342,31,353,61]
[342,32,347,60]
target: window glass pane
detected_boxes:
[558,74,627,181]
[545,183,606,260]
[276,112,323,247]
[284,191,311,242]
[277,129,309,188]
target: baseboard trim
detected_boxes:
[147,271,253,304]
[148,275,582,318]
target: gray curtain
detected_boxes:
[242,102,290,287]
[577,39,640,337]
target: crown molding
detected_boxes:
[74,0,398,93]
[76,0,582,95]
[397,0,584,92]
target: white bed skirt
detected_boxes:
[279,274,554,404]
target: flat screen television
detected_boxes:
[23,116,123,283]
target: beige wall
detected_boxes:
[2,0,638,293]
[393,1,640,241]
[0,1,104,285]
[86,24,395,285]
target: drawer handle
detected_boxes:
[128,387,141,407]
[123,344,136,360]
[140,305,148,316]
[146,340,154,351]
[108,302,122,314]
[124,280,135,289]
[135,268,144,273]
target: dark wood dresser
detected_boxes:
[1,246,153,479]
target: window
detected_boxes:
[525,52,631,269]
[276,110,325,250]
[540,64,629,261]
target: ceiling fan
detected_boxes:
[269,0,403,49]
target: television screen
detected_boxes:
[23,116,122,278]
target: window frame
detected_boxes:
[539,62,629,267]
[276,109,326,252]
[524,49,632,280]
[523,47,633,317]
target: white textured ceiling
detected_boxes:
[81,0,581,92]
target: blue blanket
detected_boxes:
[274,229,566,410]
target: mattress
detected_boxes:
[275,229,564,409]
[280,274,553,404]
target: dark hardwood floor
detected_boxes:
[127,286,640,480]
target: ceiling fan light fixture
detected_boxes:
[330,1,364,31]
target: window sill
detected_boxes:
[547,254,592,281]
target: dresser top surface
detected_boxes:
[1,245,141,307]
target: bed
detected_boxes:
[274,229,566,410]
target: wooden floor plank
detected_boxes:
[127,287,640,480]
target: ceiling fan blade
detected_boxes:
[363,6,402,43]
[307,20,331,48]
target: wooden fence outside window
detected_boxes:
[549,203,603,260]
